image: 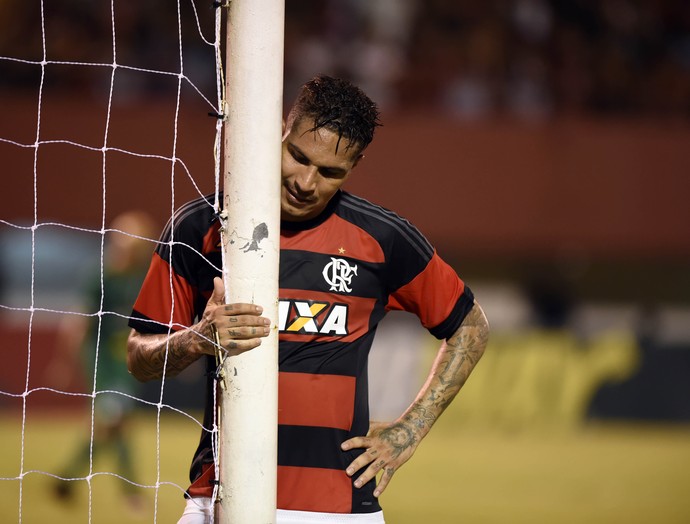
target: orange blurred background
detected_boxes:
[1,0,689,437]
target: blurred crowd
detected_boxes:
[1,0,689,120]
[287,0,690,119]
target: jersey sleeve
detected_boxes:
[386,251,474,340]
[128,252,198,334]
[128,199,215,335]
[378,212,474,340]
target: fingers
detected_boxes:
[202,278,272,356]
[341,438,389,495]
[342,426,414,498]
[214,333,265,356]
[373,466,395,497]
[342,445,395,497]
[209,277,226,306]
[216,308,271,340]
[214,303,269,327]
[341,437,373,478]
[210,307,271,355]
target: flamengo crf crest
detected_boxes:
[322,257,358,293]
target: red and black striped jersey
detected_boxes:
[129,190,474,514]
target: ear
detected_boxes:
[351,153,364,170]
[282,114,296,140]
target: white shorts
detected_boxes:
[177,498,386,524]
[177,497,213,524]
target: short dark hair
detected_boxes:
[287,75,382,154]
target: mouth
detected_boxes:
[284,187,315,207]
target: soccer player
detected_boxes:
[53,211,156,512]
[126,75,489,523]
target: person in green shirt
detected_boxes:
[52,211,156,513]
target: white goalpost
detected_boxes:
[0,0,284,522]
[217,0,284,522]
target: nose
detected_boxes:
[294,165,318,195]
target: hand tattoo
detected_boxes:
[378,423,417,459]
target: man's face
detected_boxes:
[280,117,361,222]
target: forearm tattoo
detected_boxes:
[130,330,201,381]
[402,304,489,437]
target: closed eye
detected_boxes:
[319,167,347,179]
[289,146,309,165]
[288,143,347,178]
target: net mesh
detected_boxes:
[0,1,227,521]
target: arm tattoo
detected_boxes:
[129,330,202,381]
[402,303,489,438]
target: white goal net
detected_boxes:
[0,1,227,522]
